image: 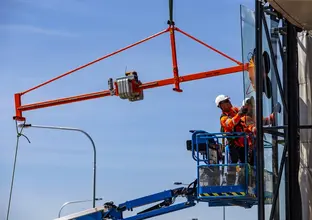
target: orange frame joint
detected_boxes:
[14,93,25,121]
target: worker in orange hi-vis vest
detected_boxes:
[241,96,282,159]
[240,96,257,167]
[215,94,253,186]
[240,96,281,189]
[241,96,281,133]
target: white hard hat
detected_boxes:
[215,95,230,107]
[242,98,250,106]
[242,96,254,106]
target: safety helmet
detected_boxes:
[242,96,255,106]
[215,95,230,107]
[242,98,250,106]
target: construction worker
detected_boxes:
[241,96,282,161]
[240,96,281,189]
[215,94,252,185]
[241,96,281,133]
[240,96,257,167]
[215,95,251,161]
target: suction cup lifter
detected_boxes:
[109,71,144,102]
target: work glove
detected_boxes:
[238,106,248,116]
[252,127,257,136]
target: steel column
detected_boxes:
[262,11,288,113]
[269,142,288,220]
[282,19,290,220]
[255,1,265,219]
[286,21,302,220]
[269,10,280,220]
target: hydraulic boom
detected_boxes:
[54,180,198,220]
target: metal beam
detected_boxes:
[263,126,285,137]
[286,21,302,220]
[299,125,312,129]
[264,130,284,137]
[264,125,312,130]
[264,126,286,130]
[269,142,288,220]
[263,10,288,114]
[278,38,285,63]
[255,1,265,219]
[282,19,290,220]
[269,11,281,219]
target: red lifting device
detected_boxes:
[13,1,248,122]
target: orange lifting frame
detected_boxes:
[13,25,248,121]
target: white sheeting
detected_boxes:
[298,31,312,220]
[268,0,312,31]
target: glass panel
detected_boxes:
[240,4,286,220]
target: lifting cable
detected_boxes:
[6,121,31,220]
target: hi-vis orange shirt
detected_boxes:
[220,107,241,131]
[240,113,274,148]
[220,107,245,147]
[241,115,256,147]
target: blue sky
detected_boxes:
[0,0,277,219]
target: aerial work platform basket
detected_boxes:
[187,130,274,208]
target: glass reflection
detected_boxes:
[240,4,286,220]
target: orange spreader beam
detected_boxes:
[13,26,247,121]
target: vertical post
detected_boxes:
[269,10,280,220]
[286,21,302,220]
[255,1,265,220]
[13,93,25,121]
[22,124,97,208]
[168,0,182,92]
[282,19,289,220]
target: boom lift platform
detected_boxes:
[54,131,273,220]
[11,1,273,219]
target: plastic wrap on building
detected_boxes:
[298,31,312,220]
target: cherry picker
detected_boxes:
[53,130,273,220]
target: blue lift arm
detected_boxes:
[55,130,275,220]
[55,180,198,220]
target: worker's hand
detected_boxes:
[238,106,248,116]
[252,127,257,135]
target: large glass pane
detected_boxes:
[240,4,286,220]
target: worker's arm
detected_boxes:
[263,113,274,126]
[246,122,256,133]
[250,125,257,135]
[243,114,272,136]
[220,107,246,131]
[220,115,240,131]
[240,115,257,136]
[263,102,281,125]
